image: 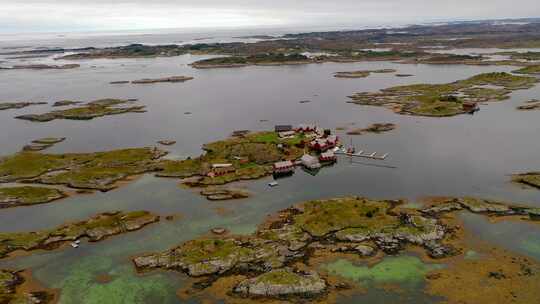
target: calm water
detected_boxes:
[0,35,539,303]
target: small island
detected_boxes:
[191,53,312,69]
[0,186,66,208]
[157,130,306,185]
[517,99,540,111]
[348,72,538,117]
[346,123,396,135]
[0,210,159,259]
[15,98,146,122]
[22,137,66,152]
[334,69,396,78]
[200,187,250,201]
[0,147,167,192]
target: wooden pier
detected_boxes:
[335,148,389,160]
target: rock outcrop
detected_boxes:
[234,269,326,298]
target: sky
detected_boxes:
[1,0,539,33]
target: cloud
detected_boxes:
[0,0,539,32]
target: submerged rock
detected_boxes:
[131,76,194,84]
[234,268,326,298]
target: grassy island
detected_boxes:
[334,69,396,78]
[346,123,396,135]
[348,72,538,117]
[191,53,311,68]
[133,196,540,302]
[15,99,146,122]
[157,131,304,186]
[0,148,166,191]
[0,186,66,208]
[0,211,159,259]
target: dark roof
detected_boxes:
[275,125,293,132]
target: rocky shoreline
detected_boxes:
[0,147,167,192]
[348,72,538,117]
[0,210,159,259]
[132,196,540,302]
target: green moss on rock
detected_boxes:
[0,148,166,191]
[0,186,66,208]
[348,72,538,117]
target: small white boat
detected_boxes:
[70,242,79,248]
[268,181,279,187]
[75,240,81,244]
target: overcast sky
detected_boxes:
[1,0,539,33]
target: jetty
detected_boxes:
[335,147,389,160]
